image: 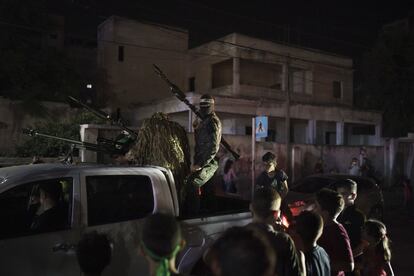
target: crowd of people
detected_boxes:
[62,96,395,275]
[75,154,394,276]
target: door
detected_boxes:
[79,169,168,275]
[0,176,81,276]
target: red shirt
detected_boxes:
[318,222,354,276]
[363,247,387,276]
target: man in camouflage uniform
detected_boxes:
[184,94,222,215]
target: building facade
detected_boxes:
[128,31,382,147]
[91,17,385,187]
[97,16,188,108]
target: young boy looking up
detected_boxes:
[296,211,330,276]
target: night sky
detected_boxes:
[54,0,414,58]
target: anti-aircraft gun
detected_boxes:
[22,97,138,163]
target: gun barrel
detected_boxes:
[22,129,124,155]
[68,96,111,120]
[67,96,138,139]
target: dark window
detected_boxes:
[292,177,333,193]
[265,129,276,142]
[245,126,252,135]
[325,131,336,145]
[86,175,154,226]
[118,46,124,62]
[85,40,97,48]
[212,59,233,88]
[240,59,283,89]
[290,68,305,94]
[349,178,375,192]
[189,77,195,91]
[333,81,342,99]
[0,178,73,240]
[352,125,375,135]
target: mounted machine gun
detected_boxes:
[22,128,129,163]
[22,97,138,163]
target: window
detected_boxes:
[189,77,195,92]
[292,177,333,193]
[289,68,313,95]
[335,177,374,192]
[240,59,283,89]
[212,59,233,88]
[265,129,276,142]
[118,46,124,62]
[0,178,73,239]
[354,178,375,191]
[86,175,154,226]
[352,125,375,135]
[325,131,336,145]
[290,68,305,94]
[333,81,342,99]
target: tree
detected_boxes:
[356,19,414,137]
[0,0,82,116]
[15,112,105,157]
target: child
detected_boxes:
[296,211,331,276]
[223,159,237,193]
[140,213,185,276]
[206,226,276,276]
[348,157,361,176]
[76,231,112,276]
[315,188,354,276]
[361,220,394,276]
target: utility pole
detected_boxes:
[285,58,291,177]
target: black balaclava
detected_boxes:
[199,94,214,118]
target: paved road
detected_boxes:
[382,188,414,276]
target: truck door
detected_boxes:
[0,176,81,276]
[79,168,174,275]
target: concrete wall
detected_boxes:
[80,124,384,198]
[97,16,188,109]
[313,63,353,106]
[215,135,384,199]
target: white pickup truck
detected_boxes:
[0,163,251,275]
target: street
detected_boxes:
[382,188,414,276]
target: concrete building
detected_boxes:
[88,17,386,189]
[131,32,382,147]
[97,16,188,108]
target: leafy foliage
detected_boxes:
[356,21,414,137]
[16,112,106,157]
[127,113,190,203]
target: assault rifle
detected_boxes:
[153,64,240,160]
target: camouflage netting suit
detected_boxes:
[126,113,191,205]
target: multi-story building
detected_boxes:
[93,16,384,184]
[127,31,381,147]
[97,16,188,108]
